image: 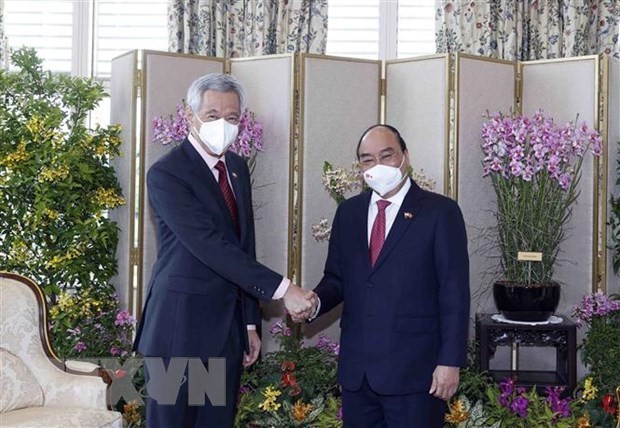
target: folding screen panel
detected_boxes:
[385,55,450,195]
[110,50,138,311]
[139,51,224,314]
[607,58,620,296]
[229,55,295,351]
[298,55,381,340]
[454,54,516,314]
[110,50,620,337]
[521,56,599,313]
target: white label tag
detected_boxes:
[517,251,543,262]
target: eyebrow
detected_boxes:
[200,108,240,116]
[359,148,396,158]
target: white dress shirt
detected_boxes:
[367,179,412,244]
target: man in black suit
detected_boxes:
[303,125,470,427]
[134,73,315,427]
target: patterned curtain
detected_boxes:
[435,1,619,61]
[168,0,328,57]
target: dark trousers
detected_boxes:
[144,319,243,428]
[342,375,447,428]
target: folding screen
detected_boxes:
[606,57,620,296]
[110,51,138,310]
[298,55,381,341]
[110,51,619,334]
[454,55,516,314]
[385,55,451,195]
[521,56,600,314]
[229,55,296,351]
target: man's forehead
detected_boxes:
[201,91,240,105]
[360,128,399,152]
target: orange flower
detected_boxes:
[291,399,314,421]
[576,413,592,428]
[444,399,469,424]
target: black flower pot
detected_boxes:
[493,281,560,322]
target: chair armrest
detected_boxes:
[64,360,100,374]
[41,363,109,409]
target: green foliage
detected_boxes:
[235,321,342,427]
[610,145,620,275]
[0,47,127,359]
[580,297,620,399]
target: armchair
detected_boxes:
[0,272,122,427]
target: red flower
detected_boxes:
[602,394,617,415]
[282,371,297,386]
[281,361,295,372]
[289,384,302,397]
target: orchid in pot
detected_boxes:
[481,110,602,321]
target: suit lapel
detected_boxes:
[371,181,425,271]
[355,191,373,271]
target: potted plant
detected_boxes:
[481,110,602,321]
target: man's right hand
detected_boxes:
[282,283,316,320]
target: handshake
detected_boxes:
[281,283,318,323]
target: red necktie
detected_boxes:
[214,161,240,236]
[369,200,391,266]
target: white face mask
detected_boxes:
[195,117,239,156]
[363,156,406,197]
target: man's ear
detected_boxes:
[185,105,194,123]
[404,150,412,177]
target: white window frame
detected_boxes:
[326,0,435,60]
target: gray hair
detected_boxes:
[186,73,247,113]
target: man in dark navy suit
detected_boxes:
[303,125,470,427]
[134,73,315,427]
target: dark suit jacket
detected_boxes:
[134,139,282,359]
[314,180,470,395]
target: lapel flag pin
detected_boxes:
[404,212,413,219]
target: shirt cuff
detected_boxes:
[308,296,321,321]
[246,325,256,330]
[272,277,291,300]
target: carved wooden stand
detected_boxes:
[476,313,577,395]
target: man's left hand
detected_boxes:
[429,365,459,401]
[243,330,261,367]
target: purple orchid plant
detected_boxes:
[481,110,602,286]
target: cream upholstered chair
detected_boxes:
[0,272,123,428]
